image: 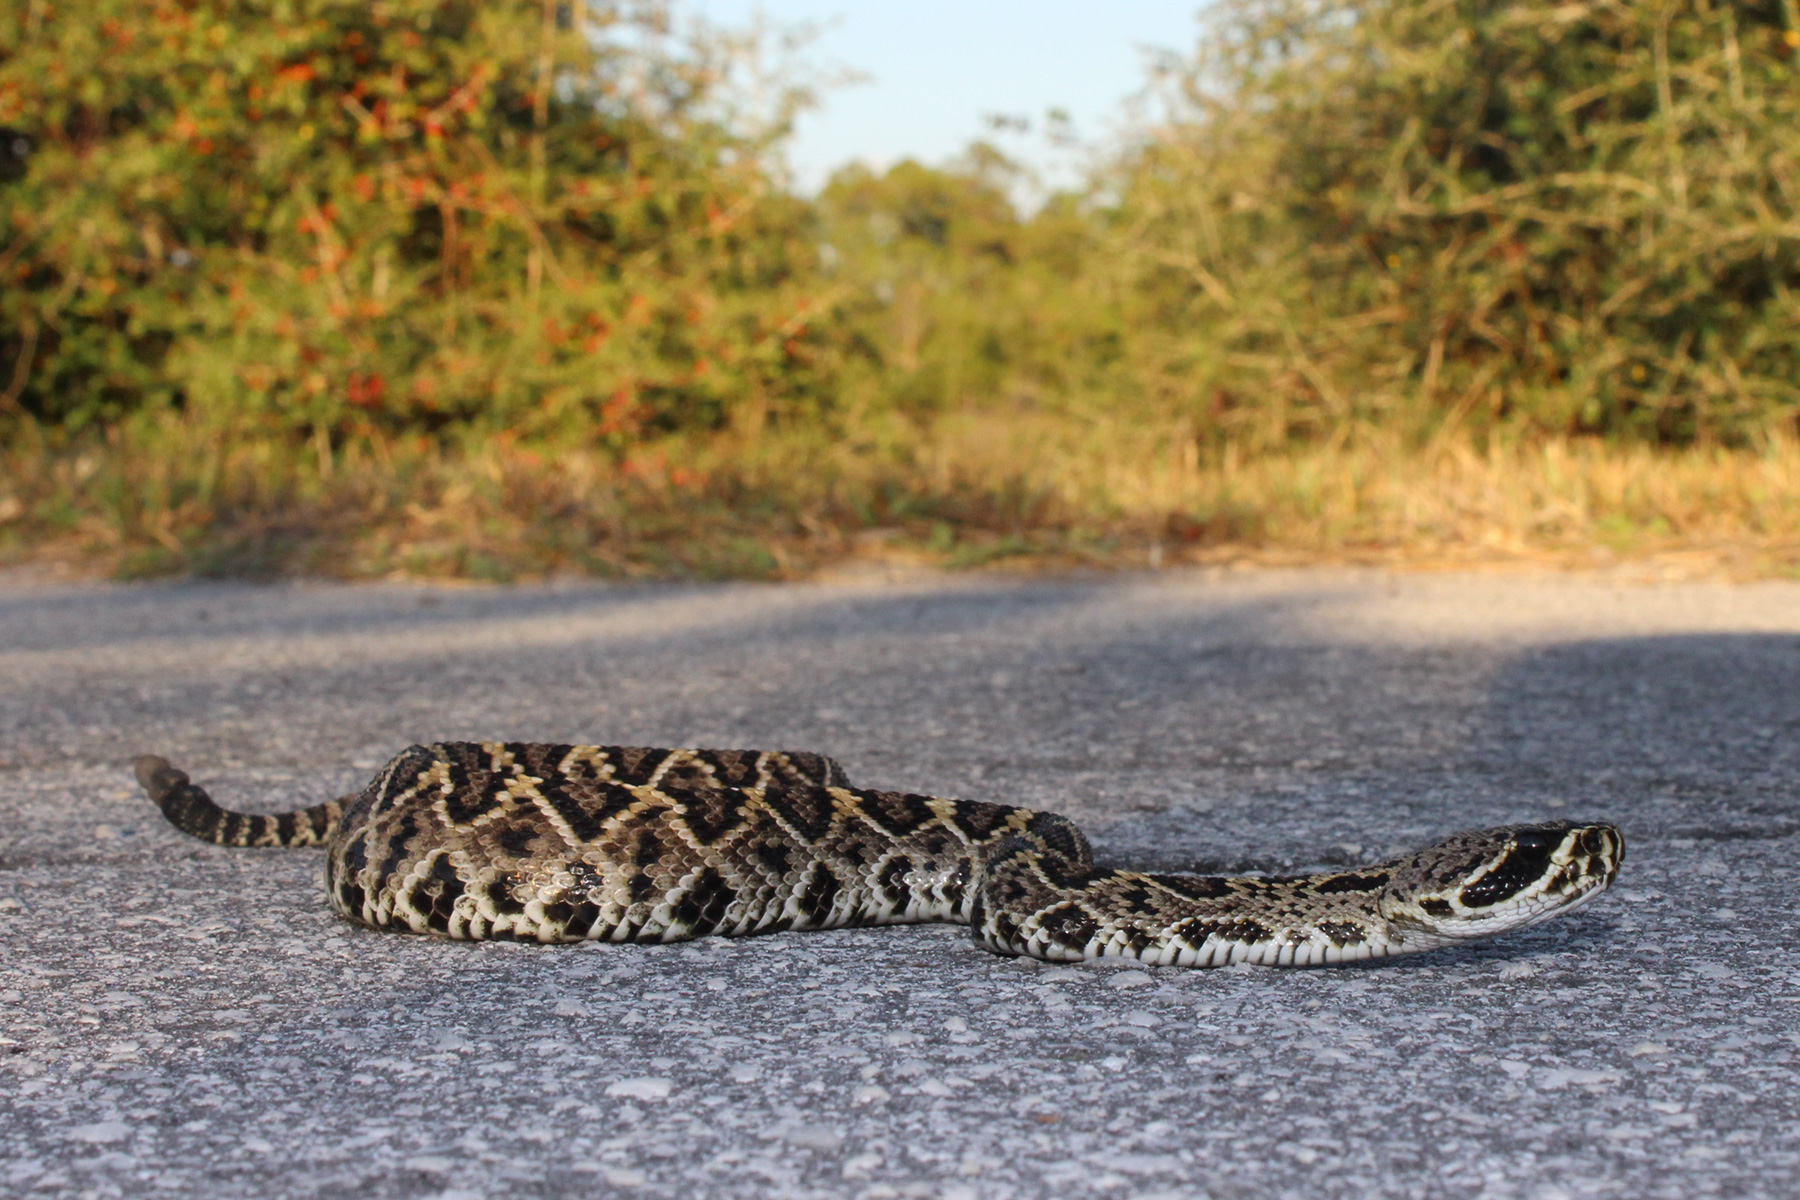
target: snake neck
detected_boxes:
[968,820,1620,967]
[862,803,1094,927]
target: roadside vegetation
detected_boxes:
[3,0,1798,579]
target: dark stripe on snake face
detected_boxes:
[1459,832,1560,908]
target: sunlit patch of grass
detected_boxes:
[4,415,1798,582]
[945,533,1035,569]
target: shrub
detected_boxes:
[1112,0,1800,446]
[0,0,834,452]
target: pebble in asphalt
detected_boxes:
[1,567,1796,1199]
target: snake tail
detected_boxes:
[133,754,340,848]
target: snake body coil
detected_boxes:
[135,742,1621,966]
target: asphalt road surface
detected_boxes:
[2,567,1797,1200]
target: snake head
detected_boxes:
[1380,821,1623,943]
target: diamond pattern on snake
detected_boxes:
[133,742,1621,967]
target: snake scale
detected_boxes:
[134,742,1621,967]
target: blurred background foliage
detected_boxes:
[2,0,1799,578]
[1132,0,1800,448]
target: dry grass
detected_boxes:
[927,417,1800,572]
[3,417,1797,582]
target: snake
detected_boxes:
[132,742,1622,967]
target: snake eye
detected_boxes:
[1580,828,1610,856]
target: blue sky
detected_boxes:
[683,2,1207,197]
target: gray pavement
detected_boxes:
[1,567,1796,1200]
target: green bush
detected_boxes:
[1112,0,1800,445]
[0,0,834,451]
[813,150,1127,425]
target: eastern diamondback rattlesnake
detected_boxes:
[134,742,1621,966]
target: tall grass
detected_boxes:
[6,412,1796,579]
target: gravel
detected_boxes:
[2,567,1796,1199]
